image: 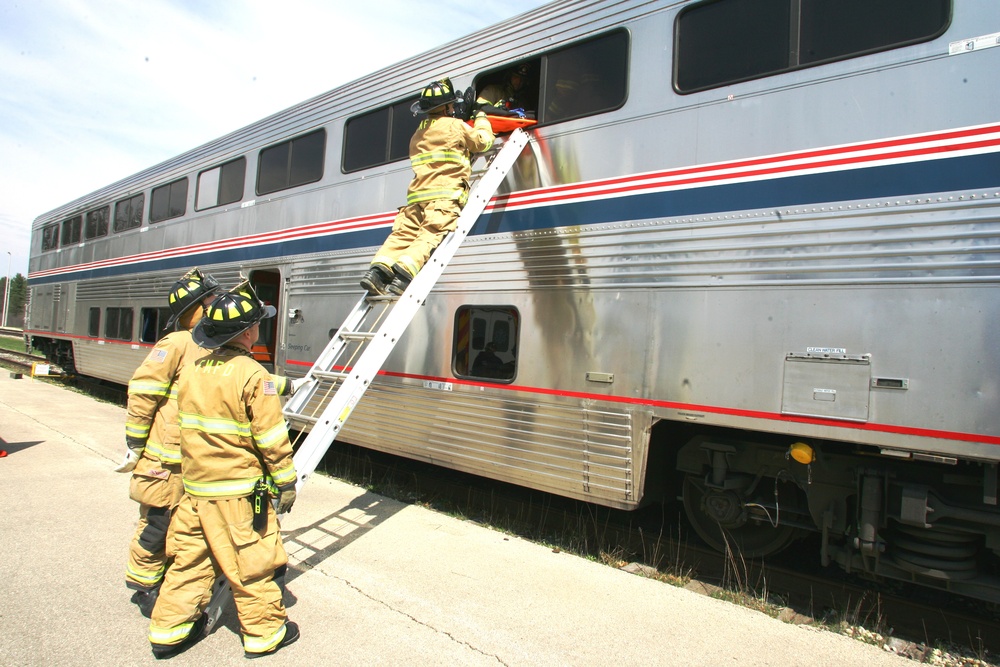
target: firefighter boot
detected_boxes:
[245,621,300,659]
[151,613,207,660]
[387,264,414,296]
[360,265,393,296]
[131,586,160,618]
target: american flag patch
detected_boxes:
[263,380,277,396]
[150,349,168,363]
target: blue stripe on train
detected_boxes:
[29,151,1000,285]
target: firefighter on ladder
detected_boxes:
[147,281,299,659]
[116,269,303,618]
[361,76,495,296]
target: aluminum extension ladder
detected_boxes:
[202,126,530,633]
[284,126,529,489]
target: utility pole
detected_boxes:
[2,251,10,328]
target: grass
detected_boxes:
[0,333,27,354]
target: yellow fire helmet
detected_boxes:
[192,280,276,349]
[163,267,222,331]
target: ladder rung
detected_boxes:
[285,412,318,426]
[340,331,376,342]
[313,369,348,382]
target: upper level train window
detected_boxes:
[85,206,109,240]
[105,307,133,341]
[61,215,82,246]
[343,98,420,173]
[150,177,188,223]
[196,157,246,210]
[453,305,519,382]
[113,194,144,233]
[541,30,629,124]
[674,0,950,93]
[257,129,326,196]
[41,223,59,252]
[473,29,628,127]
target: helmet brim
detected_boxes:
[410,97,461,116]
[192,304,276,349]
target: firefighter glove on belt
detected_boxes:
[276,484,297,514]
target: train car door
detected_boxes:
[248,269,280,372]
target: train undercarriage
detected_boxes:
[671,428,1000,604]
[28,335,76,374]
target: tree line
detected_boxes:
[1,274,27,328]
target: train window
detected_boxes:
[150,178,188,223]
[343,98,420,173]
[139,307,171,343]
[196,157,246,210]
[257,129,326,195]
[88,308,100,338]
[453,305,519,382]
[85,206,109,240]
[41,223,59,252]
[540,30,629,124]
[113,194,144,233]
[105,307,134,341]
[675,0,951,93]
[61,215,82,246]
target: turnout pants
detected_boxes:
[149,494,290,655]
[371,199,462,278]
[126,458,183,590]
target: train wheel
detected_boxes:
[682,473,800,558]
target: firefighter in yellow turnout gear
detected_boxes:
[361,77,495,296]
[147,281,299,660]
[116,268,223,615]
[117,269,302,618]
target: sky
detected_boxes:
[0,0,549,279]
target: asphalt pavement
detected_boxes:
[0,370,916,666]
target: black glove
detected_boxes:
[276,484,297,514]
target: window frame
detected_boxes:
[139,306,172,343]
[673,0,952,94]
[104,307,134,341]
[88,307,101,338]
[149,177,189,223]
[342,98,420,173]
[41,223,60,252]
[452,305,520,383]
[61,215,82,246]
[256,129,326,196]
[196,157,247,211]
[113,193,145,233]
[85,206,110,240]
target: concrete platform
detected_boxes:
[0,372,915,666]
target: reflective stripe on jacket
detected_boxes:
[177,346,296,499]
[404,114,494,205]
[125,330,210,463]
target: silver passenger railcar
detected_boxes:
[27,0,1000,602]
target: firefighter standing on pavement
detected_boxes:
[116,268,223,616]
[147,281,299,660]
[116,269,303,618]
[361,77,495,296]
